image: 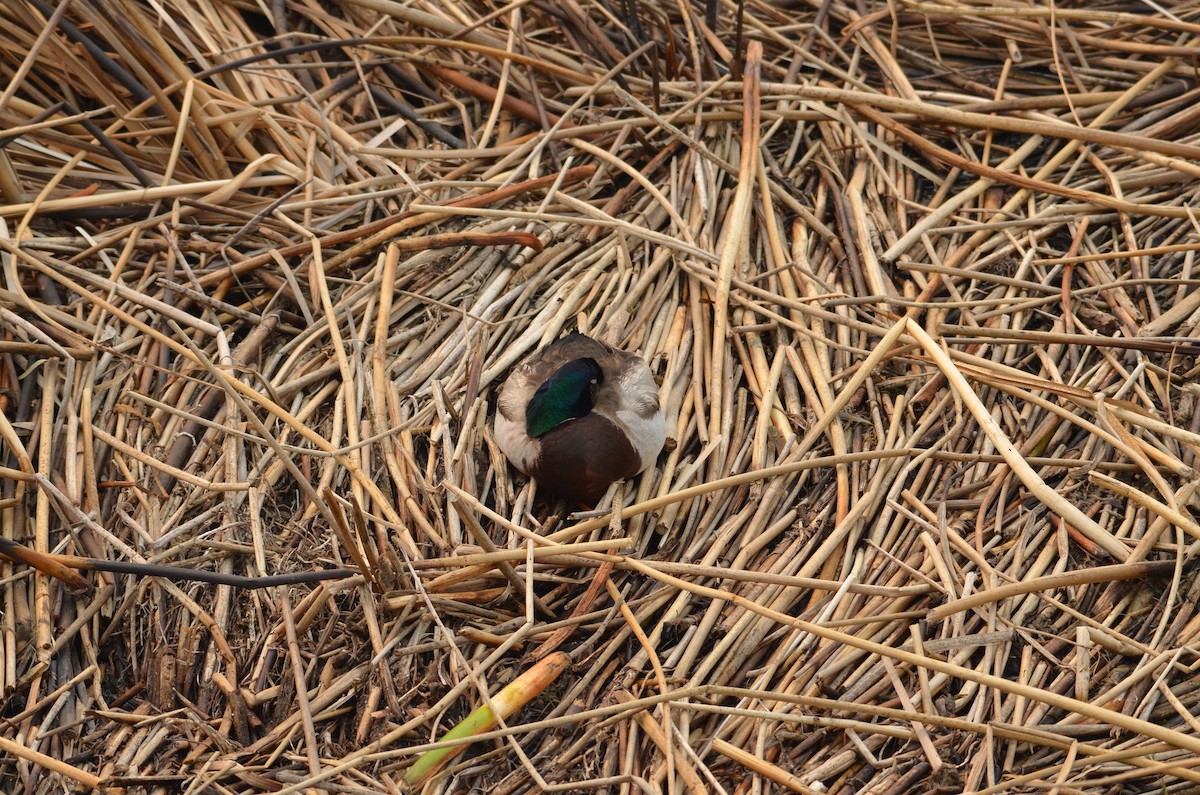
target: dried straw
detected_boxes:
[4,0,1200,792]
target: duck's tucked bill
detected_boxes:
[495,334,666,504]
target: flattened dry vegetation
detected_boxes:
[4,1,1200,792]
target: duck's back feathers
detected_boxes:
[503,334,616,390]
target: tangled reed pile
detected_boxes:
[4,0,1200,792]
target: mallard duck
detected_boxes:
[495,333,666,504]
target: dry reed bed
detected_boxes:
[3,0,1200,792]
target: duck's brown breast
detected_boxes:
[529,413,640,504]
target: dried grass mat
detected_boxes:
[4,1,1200,793]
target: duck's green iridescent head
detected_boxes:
[525,357,603,438]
